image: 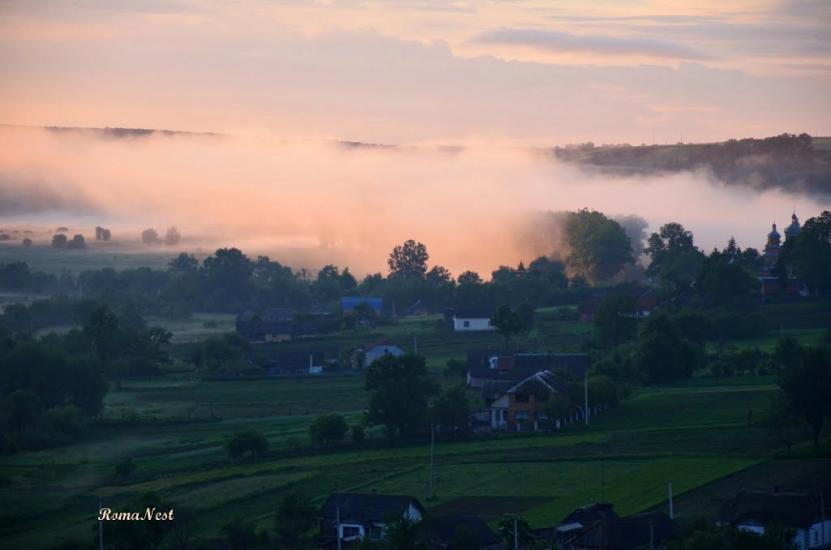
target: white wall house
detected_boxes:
[453,315,494,332]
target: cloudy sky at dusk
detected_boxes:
[1,1,829,276]
[2,0,830,144]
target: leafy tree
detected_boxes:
[456,271,482,285]
[308,413,348,446]
[777,210,831,295]
[51,233,68,248]
[274,493,316,548]
[543,392,575,425]
[430,385,470,437]
[593,293,637,347]
[225,429,268,459]
[696,250,758,308]
[635,314,700,383]
[365,353,438,440]
[779,344,831,445]
[0,390,42,448]
[141,228,161,244]
[388,240,429,279]
[382,518,428,550]
[169,253,198,272]
[83,305,119,370]
[443,358,467,379]
[164,226,181,246]
[496,514,533,548]
[490,305,526,348]
[564,209,633,282]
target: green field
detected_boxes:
[0,243,181,274]
[0,373,788,548]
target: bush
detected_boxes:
[351,424,365,442]
[225,429,268,460]
[308,414,348,446]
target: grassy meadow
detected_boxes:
[0,265,828,548]
[0,372,786,548]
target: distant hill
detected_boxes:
[551,133,831,199]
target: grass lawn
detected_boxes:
[0,372,798,548]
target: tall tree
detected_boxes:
[564,209,633,282]
[388,240,429,279]
[274,494,316,549]
[490,305,526,348]
[365,353,437,440]
[777,210,831,295]
[779,344,831,445]
[594,293,637,347]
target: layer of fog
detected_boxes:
[0,127,825,277]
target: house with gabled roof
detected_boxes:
[319,493,425,545]
[489,370,561,431]
[717,489,831,550]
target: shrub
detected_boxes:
[308,414,348,446]
[225,429,268,460]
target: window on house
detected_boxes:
[516,411,529,420]
[463,320,470,327]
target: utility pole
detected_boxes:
[514,517,519,550]
[668,481,674,519]
[336,505,341,550]
[429,424,435,498]
[584,374,589,425]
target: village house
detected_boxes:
[319,493,425,545]
[488,370,559,431]
[543,503,678,550]
[235,308,325,343]
[717,489,831,550]
[450,308,495,332]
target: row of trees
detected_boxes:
[0,305,173,452]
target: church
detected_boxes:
[760,212,806,300]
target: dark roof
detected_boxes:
[320,493,423,524]
[572,514,679,550]
[716,490,823,528]
[561,503,619,526]
[428,515,501,546]
[469,353,589,382]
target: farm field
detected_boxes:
[0,374,786,549]
[0,243,182,274]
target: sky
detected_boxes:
[1,0,830,144]
[0,1,829,277]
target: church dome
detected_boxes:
[767,223,780,242]
[785,213,801,238]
